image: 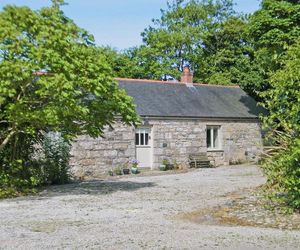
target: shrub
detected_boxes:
[38,132,71,185]
[260,43,300,210]
[262,134,300,209]
[0,160,39,198]
[0,133,71,198]
[114,166,123,176]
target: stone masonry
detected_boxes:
[70,123,136,178]
[70,119,263,178]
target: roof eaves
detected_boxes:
[139,115,260,121]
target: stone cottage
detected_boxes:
[70,68,264,177]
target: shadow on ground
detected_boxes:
[36,180,156,198]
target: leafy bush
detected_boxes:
[39,132,71,185]
[260,43,300,210]
[262,136,300,209]
[0,160,39,198]
[0,133,71,198]
[0,2,138,197]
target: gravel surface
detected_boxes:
[1,164,300,250]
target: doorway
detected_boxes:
[135,127,152,168]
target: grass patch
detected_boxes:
[176,188,300,230]
[177,207,257,227]
[0,187,37,199]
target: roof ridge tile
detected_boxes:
[114,77,240,89]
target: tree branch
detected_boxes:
[0,130,16,151]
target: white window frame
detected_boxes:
[206,125,222,151]
[135,128,151,147]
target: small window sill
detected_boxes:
[207,148,224,152]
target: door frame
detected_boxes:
[135,126,153,169]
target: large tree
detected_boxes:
[109,0,300,100]
[98,46,148,79]
[247,0,300,94]
[261,42,300,209]
[137,0,249,83]
[0,2,138,164]
[197,16,252,85]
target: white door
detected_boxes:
[135,128,152,168]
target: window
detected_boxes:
[135,128,150,146]
[206,126,221,150]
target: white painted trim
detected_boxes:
[206,125,222,151]
[135,126,153,169]
[207,149,224,152]
[150,126,154,170]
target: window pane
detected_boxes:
[213,128,218,148]
[135,133,139,145]
[140,133,144,145]
[145,133,149,145]
[206,128,211,148]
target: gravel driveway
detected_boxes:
[1,165,300,250]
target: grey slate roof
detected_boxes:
[117,78,264,119]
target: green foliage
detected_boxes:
[197,16,252,85]
[261,42,300,209]
[114,166,123,176]
[0,3,139,197]
[107,0,299,101]
[38,132,71,185]
[0,160,38,198]
[0,132,40,198]
[0,4,138,145]
[247,0,300,95]
[249,0,300,53]
[139,0,238,81]
[98,46,148,79]
[261,42,300,133]
[262,137,300,209]
[0,133,71,198]
[99,0,300,102]
[114,0,263,98]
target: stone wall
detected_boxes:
[150,119,262,168]
[70,119,263,178]
[70,123,135,178]
[150,120,206,168]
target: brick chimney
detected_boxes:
[180,66,193,84]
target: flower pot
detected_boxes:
[159,165,167,171]
[123,168,130,175]
[114,169,122,176]
[166,164,174,170]
[131,167,139,174]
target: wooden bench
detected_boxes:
[189,153,211,168]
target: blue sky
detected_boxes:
[0,0,261,50]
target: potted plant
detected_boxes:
[172,159,179,170]
[122,164,130,175]
[114,166,123,176]
[108,169,114,176]
[167,162,174,170]
[159,159,169,171]
[130,159,139,174]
